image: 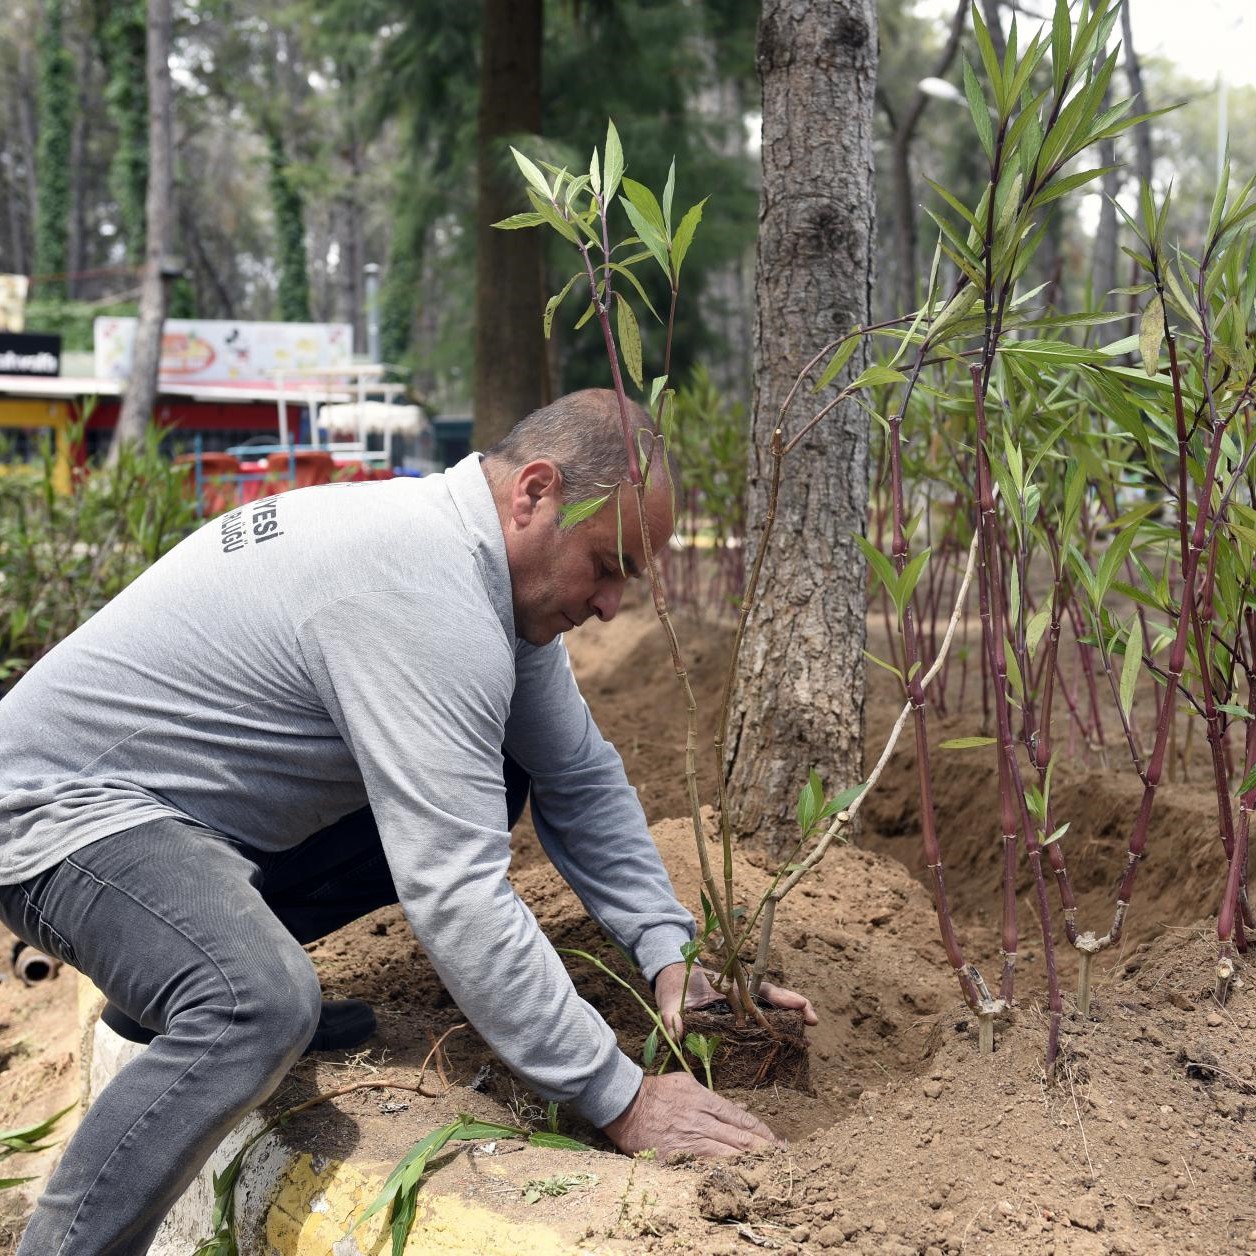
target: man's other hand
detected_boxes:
[653,962,819,1041]
[601,1073,782,1158]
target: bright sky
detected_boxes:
[919,1,1254,88]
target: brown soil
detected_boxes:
[3,590,1255,1255]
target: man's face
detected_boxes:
[499,460,673,647]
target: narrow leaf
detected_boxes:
[1119,618,1143,718]
[938,736,997,750]
[1139,295,1165,376]
[615,294,644,390]
[671,199,708,277]
[603,120,625,204]
[510,147,552,200]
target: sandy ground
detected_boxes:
[1,592,1254,1254]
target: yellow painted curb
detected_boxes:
[265,1154,584,1255]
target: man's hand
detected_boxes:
[602,1073,782,1158]
[653,962,819,1041]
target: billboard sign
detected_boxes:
[0,332,61,376]
[93,318,353,388]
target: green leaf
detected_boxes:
[1119,618,1143,718]
[492,211,545,230]
[389,1184,418,1256]
[853,535,899,602]
[671,199,708,278]
[607,261,661,322]
[1025,606,1052,658]
[962,57,994,159]
[603,120,625,204]
[862,649,904,682]
[796,773,819,835]
[852,364,908,390]
[618,198,670,276]
[662,160,676,237]
[449,1118,523,1142]
[543,275,582,340]
[525,188,578,244]
[1216,703,1254,719]
[620,177,664,236]
[971,1,1005,110]
[589,147,601,196]
[812,334,859,393]
[560,493,612,529]
[1003,639,1024,700]
[1139,295,1165,376]
[642,1026,659,1067]
[510,147,552,200]
[1042,822,1071,847]
[528,1132,587,1152]
[1239,766,1256,798]
[822,782,866,815]
[938,736,997,750]
[895,547,932,620]
[615,294,644,390]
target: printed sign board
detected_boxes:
[0,333,62,376]
[93,318,353,388]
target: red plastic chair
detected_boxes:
[265,450,335,491]
[173,452,242,515]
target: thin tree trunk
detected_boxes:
[886,0,967,313]
[1120,2,1155,190]
[17,40,40,280]
[472,0,546,448]
[111,0,173,459]
[727,0,877,847]
[1091,86,1119,304]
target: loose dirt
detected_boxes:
[2,592,1253,1254]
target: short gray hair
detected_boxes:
[483,389,672,504]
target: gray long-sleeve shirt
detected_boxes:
[0,454,694,1126]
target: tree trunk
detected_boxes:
[886,0,968,314]
[1120,3,1154,190]
[110,0,173,459]
[1091,84,1119,305]
[726,0,877,847]
[17,40,40,276]
[35,0,73,299]
[472,0,546,449]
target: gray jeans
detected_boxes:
[0,764,529,1255]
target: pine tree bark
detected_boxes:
[110,0,172,459]
[726,0,877,848]
[472,0,546,449]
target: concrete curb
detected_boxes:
[79,979,674,1254]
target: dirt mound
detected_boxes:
[5,597,1254,1256]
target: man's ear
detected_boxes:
[510,459,563,527]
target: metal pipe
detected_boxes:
[12,942,61,985]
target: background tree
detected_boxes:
[34,0,73,299]
[472,0,546,446]
[93,0,149,264]
[725,0,878,845]
[110,0,173,457]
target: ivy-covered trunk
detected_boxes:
[34,0,72,299]
[269,132,312,324]
[110,0,173,460]
[725,0,877,848]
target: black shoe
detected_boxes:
[99,998,377,1053]
[303,998,377,1053]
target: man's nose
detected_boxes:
[590,583,624,622]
